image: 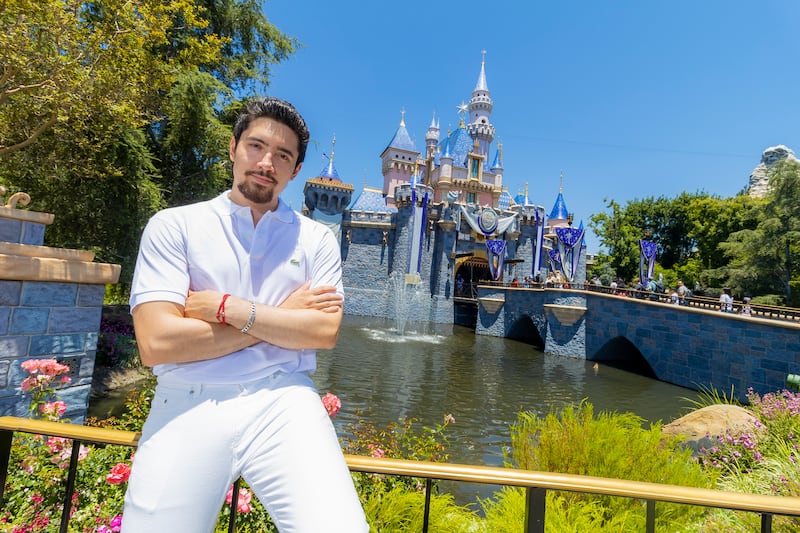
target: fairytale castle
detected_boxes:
[301,56,587,327]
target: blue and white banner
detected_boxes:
[486,239,507,281]
[639,239,657,284]
[555,227,585,282]
[547,248,562,273]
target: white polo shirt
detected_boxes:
[130,191,343,383]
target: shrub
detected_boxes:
[506,400,713,529]
[341,413,454,498]
[694,389,800,532]
[480,488,647,532]
[95,317,140,369]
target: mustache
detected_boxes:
[245,170,276,182]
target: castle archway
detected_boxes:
[454,256,491,298]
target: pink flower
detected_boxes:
[321,392,341,417]
[106,463,131,485]
[368,443,385,458]
[109,515,122,532]
[46,436,68,454]
[444,414,456,425]
[21,359,70,377]
[31,493,43,505]
[40,401,67,418]
[225,485,253,514]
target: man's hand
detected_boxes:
[280,282,343,313]
[184,290,225,323]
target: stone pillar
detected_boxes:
[0,189,120,422]
[543,293,587,358]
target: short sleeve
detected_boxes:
[129,212,191,310]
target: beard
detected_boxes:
[237,172,275,205]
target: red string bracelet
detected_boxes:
[216,293,231,324]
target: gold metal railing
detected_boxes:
[1,416,799,533]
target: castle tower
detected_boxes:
[425,112,440,160]
[303,136,354,226]
[465,51,495,158]
[381,110,420,205]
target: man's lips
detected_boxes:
[246,170,276,185]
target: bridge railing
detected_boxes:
[479,281,800,323]
[2,416,800,533]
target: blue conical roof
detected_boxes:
[549,191,569,219]
[438,126,472,168]
[318,158,340,181]
[385,123,417,153]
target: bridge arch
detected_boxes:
[591,336,656,379]
[507,314,545,349]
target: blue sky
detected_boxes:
[262,1,800,253]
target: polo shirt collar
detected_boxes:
[213,190,296,224]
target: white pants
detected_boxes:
[121,371,368,533]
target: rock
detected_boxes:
[661,404,762,455]
[747,145,799,198]
[90,365,151,399]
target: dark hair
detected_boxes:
[232,97,310,165]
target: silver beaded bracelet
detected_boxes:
[240,301,256,333]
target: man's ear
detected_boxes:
[291,162,303,181]
[229,137,236,161]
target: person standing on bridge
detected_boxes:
[719,288,734,313]
[676,280,689,305]
[122,96,368,532]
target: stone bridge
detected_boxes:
[474,285,800,400]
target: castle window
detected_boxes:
[467,192,476,204]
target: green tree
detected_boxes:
[590,191,762,291]
[1,0,298,291]
[0,0,222,157]
[719,160,800,302]
[589,199,640,282]
[154,71,233,206]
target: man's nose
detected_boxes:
[258,152,274,169]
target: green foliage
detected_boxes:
[96,317,141,369]
[9,375,800,532]
[0,0,298,293]
[0,0,223,158]
[341,413,454,498]
[693,389,800,532]
[587,253,616,285]
[507,401,713,529]
[681,384,741,410]
[2,434,132,532]
[155,71,233,206]
[363,487,479,533]
[481,488,647,532]
[589,191,772,295]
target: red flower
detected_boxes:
[321,392,341,417]
[106,463,131,485]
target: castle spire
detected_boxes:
[466,51,495,156]
[474,49,489,92]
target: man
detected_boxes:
[676,280,688,305]
[122,97,368,532]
